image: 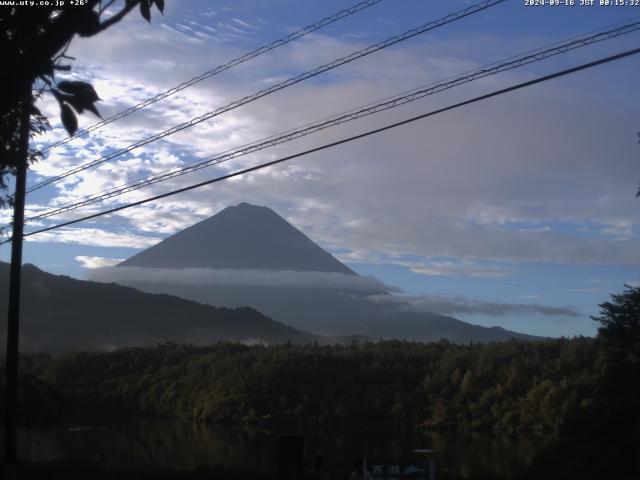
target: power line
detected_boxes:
[39,0,385,153]
[26,0,507,193]
[6,46,638,245]
[24,19,640,223]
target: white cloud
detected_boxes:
[75,256,124,269]
[398,259,514,278]
[90,266,390,291]
[600,221,634,240]
[367,293,580,318]
[28,228,161,248]
[232,18,258,30]
[26,10,640,269]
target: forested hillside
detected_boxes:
[15,339,602,433]
[0,263,320,351]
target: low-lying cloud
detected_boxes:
[90,266,390,292]
[90,265,578,318]
[366,293,580,318]
[76,256,125,269]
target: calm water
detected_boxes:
[17,420,552,478]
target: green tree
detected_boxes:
[592,284,640,365]
[591,285,640,477]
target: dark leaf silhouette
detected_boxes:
[56,81,100,102]
[76,9,101,37]
[55,81,102,118]
[0,0,178,205]
[63,95,86,114]
[153,0,165,14]
[140,0,151,22]
[40,62,55,79]
[37,62,55,86]
[50,88,64,104]
[60,103,78,136]
[85,102,102,119]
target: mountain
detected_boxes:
[98,282,539,343]
[0,262,319,352]
[101,203,540,343]
[120,202,355,275]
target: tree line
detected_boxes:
[0,285,637,477]
[5,338,604,433]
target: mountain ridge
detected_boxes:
[120,202,355,275]
[106,202,542,343]
[0,262,321,352]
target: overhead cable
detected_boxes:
[39,0,385,153]
[25,19,640,222]
[27,0,507,193]
[6,46,637,244]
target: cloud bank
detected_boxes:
[28,228,161,248]
[90,265,578,318]
[90,266,390,292]
[26,8,639,272]
[367,293,580,318]
[75,256,125,269]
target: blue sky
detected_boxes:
[2,0,640,338]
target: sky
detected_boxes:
[2,0,639,338]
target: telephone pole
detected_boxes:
[4,82,31,472]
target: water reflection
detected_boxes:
[18,421,552,478]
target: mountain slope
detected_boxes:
[0,262,319,352]
[114,282,540,342]
[105,202,541,343]
[120,202,355,274]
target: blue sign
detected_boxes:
[368,461,436,480]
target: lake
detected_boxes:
[17,420,553,478]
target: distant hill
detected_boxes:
[98,202,541,343]
[0,262,319,352]
[104,284,540,343]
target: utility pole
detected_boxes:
[4,83,31,473]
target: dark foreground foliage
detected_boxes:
[0,462,486,480]
[4,283,640,478]
[0,335,637,478]
[0,461,271,480]
[11,339,601,433]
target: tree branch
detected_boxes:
[99,0,119,15]
[91,0,139,35]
